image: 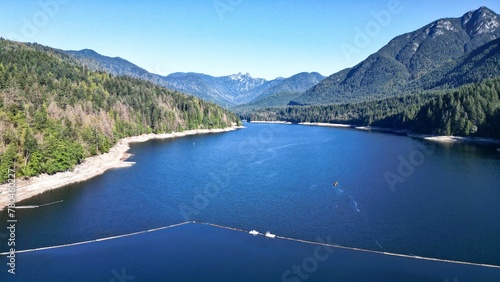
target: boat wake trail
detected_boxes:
[266,142,306,152]
[334,187,361,213]
[350,196,361,213]
[255,143,308,165]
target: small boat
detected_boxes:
[265,231,276,239]
[333,182,339,187]
[249,230,259,236]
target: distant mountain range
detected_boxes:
[291,6,500,105]
[231,72,328,111]
[65,49,324,107]
[65,6,499,112]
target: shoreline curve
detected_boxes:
[252,121,500,144]
[0,126,243,210]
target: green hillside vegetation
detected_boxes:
[293,55,411,105]
[415,37,500,90]
[290,7,500,106]
[244,77,500,138]
[252,72,325,101]
[0,39,240,183]
[412,79,500,137]
[232,91,303,114]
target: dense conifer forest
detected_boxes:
[0,39,240,183]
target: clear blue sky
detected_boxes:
[1,0,499,79]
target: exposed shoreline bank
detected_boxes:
[0,126,243,210]
[250,121,293,124]
[357,126,500,144]
[299,122,356,128]
[251,121,500,145]
[415,135,500,144]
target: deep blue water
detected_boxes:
[1,123,500,278]
[2,223,499,281]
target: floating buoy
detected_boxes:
[265,231,276,238]
[16,200,63,209]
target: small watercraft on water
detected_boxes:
[249,230,259,236]
[333,182,339,187]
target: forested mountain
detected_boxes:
[244,78,500,139]
[161,72,324,107]
[65,50,324,107]
[65,49,166,86]
[254,72,325,101]
[416,37,500,89]
[291,7,500,105]
[243,7,500,139]
[161,72,283,106]
[0,39,240,183]
[232,92,304,114]
[244,32,500,138]
[239,31,500,113]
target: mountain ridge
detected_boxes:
[291,6,500,106]
[65,49,324,107]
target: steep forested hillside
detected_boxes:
[291,7,500,106]
[412,79,500,137]
[0,39,240,183]
[416,37,500,90]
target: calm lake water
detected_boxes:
[1,123,500,278]
[3,223,500,281]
